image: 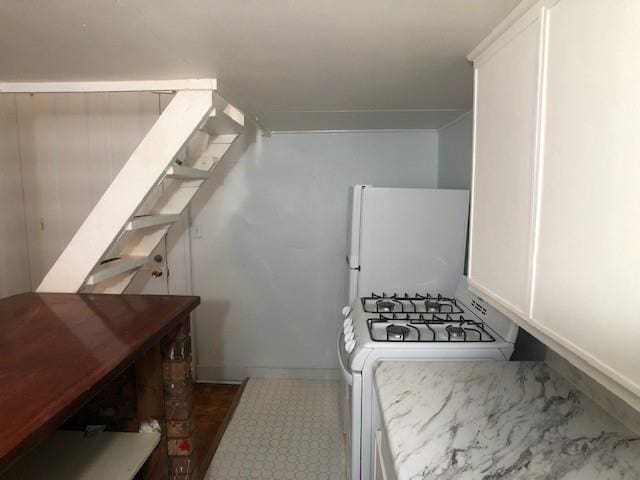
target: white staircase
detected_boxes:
[26,79,249,294]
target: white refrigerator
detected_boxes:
[347,185,470,303]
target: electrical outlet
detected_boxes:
[190,222,202,238]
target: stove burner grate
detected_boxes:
[361,292,464,314]
[367,313,496,343]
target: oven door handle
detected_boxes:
[337,334,353,386]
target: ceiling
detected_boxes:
[0,0,520,131]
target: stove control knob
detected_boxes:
[342,306,352,317]
[345,339,356,353]
[345,331,354,343]
[343,317,353,328]
[344,326,353,337]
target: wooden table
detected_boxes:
[0,292,200,476]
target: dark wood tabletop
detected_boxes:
[0,292,200,470]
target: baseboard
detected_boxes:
[196,365,340,382]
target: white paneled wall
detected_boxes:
[12,92,163,289]
[0,95,30,298]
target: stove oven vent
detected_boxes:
[471,299,488,316]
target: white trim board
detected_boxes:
[437,110,473,132]
[468,0,561,61]
[0,79,217,93]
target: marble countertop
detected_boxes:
[374,361,640,480]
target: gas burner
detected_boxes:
[386,325,410,341]
[447,326,465,340]
[376,300,399,313]
[425,301,441,312]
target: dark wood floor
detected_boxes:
[193,382,245,478]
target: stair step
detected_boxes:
[211,134,238,144]
[200,112,244,135]
[125,214,180,231]
[165,165,211,180]
[86,256,147,286]
[223,103,245,127]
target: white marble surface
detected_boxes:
[374,361,640,480]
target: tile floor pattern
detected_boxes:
[205,378,346,480]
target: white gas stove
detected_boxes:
[338,276,518,480]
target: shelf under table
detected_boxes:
[1,430,161,480]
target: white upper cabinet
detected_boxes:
[531,0,640,398]
[468,6,545,317]
[469,0,640,407]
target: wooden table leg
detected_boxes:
[136,343,169,480]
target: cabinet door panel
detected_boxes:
[469,14,542,316]
[532,0,640,394]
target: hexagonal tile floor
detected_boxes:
[205,378,346,479]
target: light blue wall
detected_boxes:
[190,131,439,380]
[437,113,473,189]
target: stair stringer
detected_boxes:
[36,90,214,293]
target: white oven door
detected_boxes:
[337,333,352,428]
[337,334,355,479]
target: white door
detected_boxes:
[468,7,544,317]
[126,236,169,294]
[530,0,640,396]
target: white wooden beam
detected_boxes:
[467,0,541,61]
[0,79,217,93]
